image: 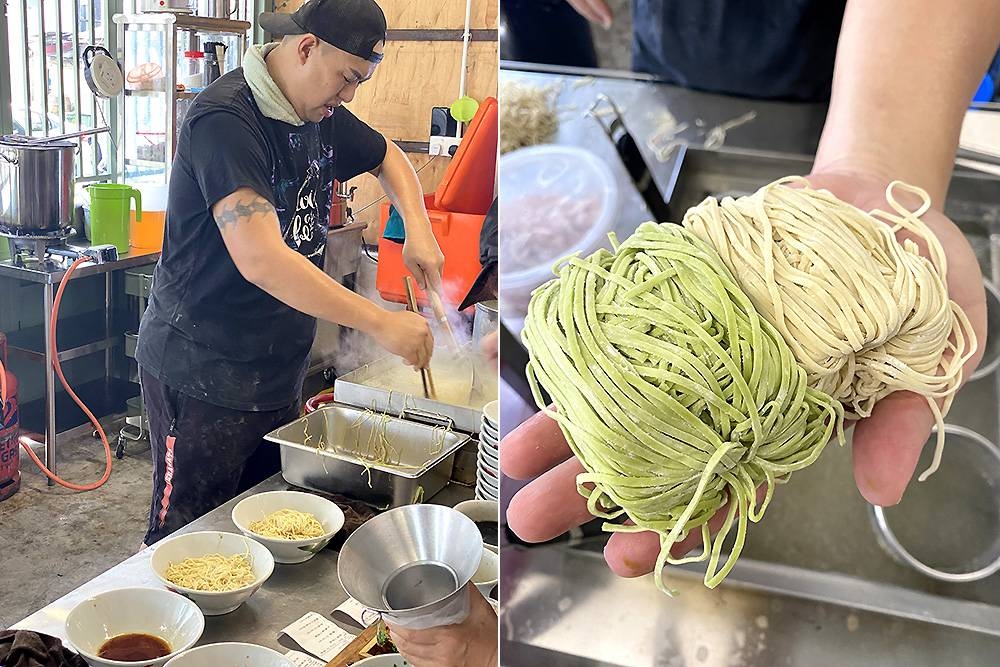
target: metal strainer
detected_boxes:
[870,424,1000,582]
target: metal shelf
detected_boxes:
[18,377,140,435]
[124,89,199,99]
[113,12,248,183]
[7,311,125,363]
[124,88,169,96]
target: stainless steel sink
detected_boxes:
[501,145,1000,665]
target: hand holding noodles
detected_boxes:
[523,223,844,594]
[521,179,975,595]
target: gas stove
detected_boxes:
[0,227,118,269]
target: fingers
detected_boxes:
[603,530,661,577]
[413,267,428,291]
[567,0,613,27]
[424,267,444,295]
[421,323,435,368]
[499,410,573,480]
[852,390,934,506]
[604,485,770,577]
[479,331,498,365]
[506,457,596,542]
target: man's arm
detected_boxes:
[213,188,433,367]
[814,0,1000,205]
[370,139,446,291]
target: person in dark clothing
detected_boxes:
[136,0,445,546]
[500,0,599,69]
[503,0,1000,578]
[560,0,848,101]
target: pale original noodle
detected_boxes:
[164,553,256,591]
[248,509,325,540]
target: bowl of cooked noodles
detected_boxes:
[150,530,274,616]
[231,490,346,564]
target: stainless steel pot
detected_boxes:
[195,0,236,17]
[0,136,76,234]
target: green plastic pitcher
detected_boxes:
[89,184,141,254]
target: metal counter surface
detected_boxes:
[14,474,474,653]
[0,238,160,285]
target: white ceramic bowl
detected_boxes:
[480,418,499,442]
[231,490,345,564]
[482,400,499,428]
[352,655,411,667]
[479,447,499,471]
[480,432,499,452]
[65,587,204,667]
[476,477,500,497]
[479,461,499,480]
[455,499,500,552]
[163,642,294,667]
[454,500,498,522]
[150,531,274,616]
[472,546,499,596]
[476,483,499,501]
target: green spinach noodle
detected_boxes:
[521,179,974,595]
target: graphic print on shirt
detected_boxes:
[277,130,335,263]
[285,161,322,258]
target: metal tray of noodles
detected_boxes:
[335,350,497,435]
[264,402,470,508]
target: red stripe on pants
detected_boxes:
[158,435,176,528]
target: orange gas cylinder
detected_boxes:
[0,332,20,501]
[375,195,485,308]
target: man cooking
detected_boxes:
[135,0,443,546]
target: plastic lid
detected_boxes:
[498,144,620,286]
[184,50,204,58]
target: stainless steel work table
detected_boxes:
[13,474,474,652]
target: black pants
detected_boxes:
[140,368,299,545]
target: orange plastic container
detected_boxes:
[130,184,167,251]
[130,209,165,251]
[375,194,484,309]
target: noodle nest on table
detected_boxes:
[248,509,326,540]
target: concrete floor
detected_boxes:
[0,418,151,629]
[0,252,402,629]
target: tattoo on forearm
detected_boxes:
[214,196,274,231]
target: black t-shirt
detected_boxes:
[136,69,387,411]
[632,0,847,102]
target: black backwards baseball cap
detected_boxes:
[259,0,387,64]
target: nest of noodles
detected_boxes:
[522,223,844,594]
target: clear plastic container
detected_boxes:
[498,144,620,320]
[182,50,205,89]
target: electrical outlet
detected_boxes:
[429,135,461,157]
[430,106,458,137]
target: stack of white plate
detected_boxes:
[477,400,500,501]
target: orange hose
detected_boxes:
[18,257,113,491]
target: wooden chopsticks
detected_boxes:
[403,276,436,400]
